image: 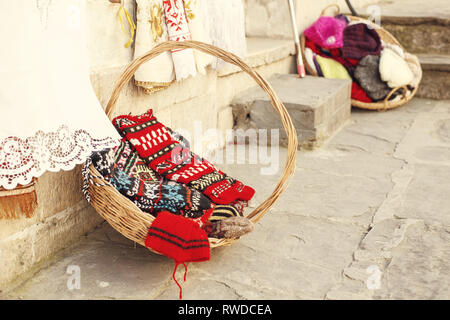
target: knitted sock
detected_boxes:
[110,168,212,218]
[91,147,116,179]
[208,204,243,222]
[113,140,161,183]
[113,110,255,204]
[208,216,254,239]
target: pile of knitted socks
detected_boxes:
[91,109,256,300]
[113,110,255,205]
[92,142,211,218]
[91,113,255,236]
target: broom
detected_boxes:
[287,0,305,78]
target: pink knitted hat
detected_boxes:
[304,16,347,49]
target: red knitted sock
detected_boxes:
[113,110,255,204]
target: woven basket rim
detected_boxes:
[85,40,298,250]
[300,4,422,111]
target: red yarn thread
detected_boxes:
[172,262,188,299]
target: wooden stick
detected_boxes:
[287,0,305,78]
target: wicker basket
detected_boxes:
[83,40,298,252]
[300,4,422,111]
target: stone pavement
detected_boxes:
[2,98,449,300]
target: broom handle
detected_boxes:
[345,0,359,17]
[287,0,305,78]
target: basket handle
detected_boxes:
[320,3,340,16]
[104,40,298,223]
[382,85,408,110]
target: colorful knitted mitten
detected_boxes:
[113,110,255,204]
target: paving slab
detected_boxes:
[3,98,450,300]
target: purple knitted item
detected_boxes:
[304,16,347,49]
[342,23,382,60]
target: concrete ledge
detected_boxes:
[218,37,295,76]
[418,54,450,72]
[231,74,351,149]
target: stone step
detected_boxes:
[377,16,450,56]
[347,0,450,55]
[230,74,351,149]
[416,54,450,100]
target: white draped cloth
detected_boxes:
[206,0,247,69]
[184,0,214,74]
[134,0,175,93]
[0,0,120,189]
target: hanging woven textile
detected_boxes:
[134,0,175,93]
[162,0,197,81]
[0,0,121,218]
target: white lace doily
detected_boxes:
[0,0,120,189]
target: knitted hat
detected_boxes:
[342,23,382,60]
[304,16,347,49]
[379,47,414,88]
[145,208,213,299]
[354,55,391,101]
[145,210,212,263]
[315,55,352,80]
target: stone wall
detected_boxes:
[243,0,378,39]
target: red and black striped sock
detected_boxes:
[113,110,255,205]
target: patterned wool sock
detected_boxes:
[208,216,254,239]
[109,168,212,218]
[113,140,162,183]
[113,109,255,204]
[208,204,243,223]
[91,147,116,179]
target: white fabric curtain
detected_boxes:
[0,0,120,189]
